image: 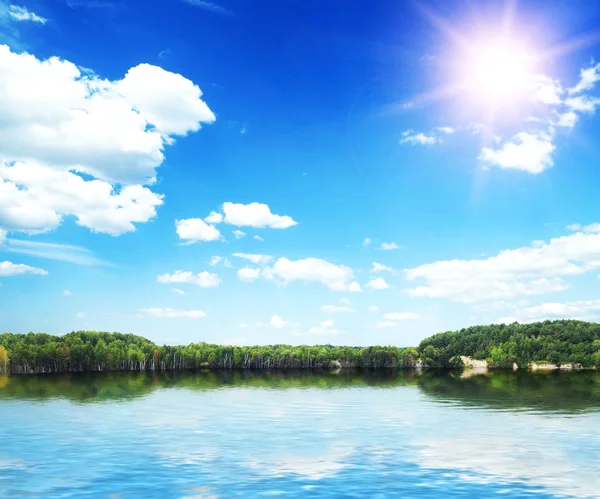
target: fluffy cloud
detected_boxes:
[0,46,214,183]
[320,305,356,313]
[233,253,272,265]
[141,308,206,319]
[253,235,264,241]
[479,132,555,174]
[294,320,342,337]
[263,257,362,292]
[76,311,85,319]
[0,45,214,237]
[204,211,223,224]
[1,161,163,236]
[222,202,297,229]
[7,5,47,23]
[368,305,379,312]
[405,229,600,303]
[209,256,231,267]
[569,63,600,95]
[380,242,400,250]
[375,312,420,328]
[237,267,261,282]
[261,315,295,329]
[400,130,437,145]
[175,218,221,243]
[157,270,221,287]
[366,277,390,290]
[370,262,394,273]
[0,260,47,276]
[363,237,371,247]
[232,229,246,239]
[496,299,600,324]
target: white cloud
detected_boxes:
[380,242,400,250]
[564,95,600,113]
[370,262,394,273]
[157,270,221,288]
[0,48,213,180]
[7,5,47,23]
[556,111,578,129]
[0,260,47,276]
[3,239,107,265]
[0,45,214,237]
[436,126,455,134]
[209,255,231,267]
[233,253,272,265]
[175,218,221,243]
[261,314,295,329]
[172,288,186,295]
[534,75,563,105]
[204,211,223,224]
[253,235,264,241]
[383,312,421,320]
[569,62,600,94]
[368,305,379,312]
[405,229,600,303]
[232,229,246,239]
[237,267,261,282]
[320,304,356,313]
[0,229,5,246]
[339,297,351,305]
[496,299,600,324]
[479,131,555,174]
[75,311,85,319]
[400,130,437,145]
[141,308,206,319]
[263,257,361,292]
[366,277,390,290]
[1,161,164,236]
[222,202,297,229]
[63,290,72,296]
[363,237,371,247]
[295,320,342,337]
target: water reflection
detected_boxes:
[1,370,599,498]
[1,369,599,413]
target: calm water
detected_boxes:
[1,369,599,498]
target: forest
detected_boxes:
[419,319,600,368]
[0,319,599,374]
[0,330,419,374]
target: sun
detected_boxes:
[461,40,536,105]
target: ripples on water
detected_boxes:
[0,370,599,498]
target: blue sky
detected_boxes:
[2,0,600,346]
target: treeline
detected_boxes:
[0,331,420,374]
[2,320,600,374]
[419,319,600,368]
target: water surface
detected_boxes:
[1,369,599,498]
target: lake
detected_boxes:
[1,369,599,498]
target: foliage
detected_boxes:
[0,346,9,374]
[0,331,418,374]
[417,320,600,368]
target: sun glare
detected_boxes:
[462,40,535,104]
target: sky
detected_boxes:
[2,0,600,347]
